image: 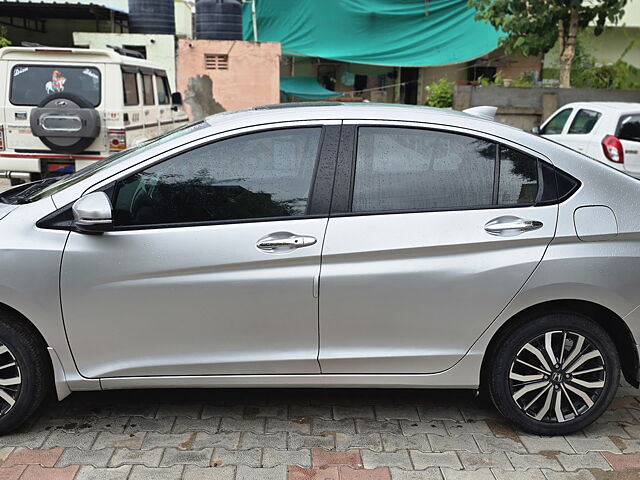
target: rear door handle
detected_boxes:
[256,232,317,252]
[484,216,543,236]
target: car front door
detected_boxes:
[60,124,339,379]
[540,107,573,144]
[318,124,558,373]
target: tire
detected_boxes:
[0,311,51,434]
[489,312,619,435]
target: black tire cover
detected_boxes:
[29,92,101,154]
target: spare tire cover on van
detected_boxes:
[29,92,100,154]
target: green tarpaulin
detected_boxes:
[279,76,339,99]
[242,0,504,67]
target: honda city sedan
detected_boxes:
[0,103,638,436]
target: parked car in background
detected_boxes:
[0,46,188,184]
[536,102,640,178]
[0,103,638,436]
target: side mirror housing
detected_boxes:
[72,192,113,234]
[171,91,183,106]
[531,126,540,135]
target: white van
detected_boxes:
[0,46,188,183]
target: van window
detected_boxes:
[10,65,101,107]
[122,72,139,106]
[142,74,154,105]
[156,76,170,105]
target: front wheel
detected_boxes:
[0,312,51,434]
[489,313,619,435]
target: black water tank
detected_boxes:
[128,0,176,35]
[196,0,243,40]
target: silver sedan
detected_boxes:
[0,103,638,436]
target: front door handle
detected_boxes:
[484,216,543,236]
[256,232,317,252]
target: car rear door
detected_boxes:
[318,123,559,374]
[60,122,340,379]
[562,108,602,154]
[618,113,640,176]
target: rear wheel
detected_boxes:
[0,312,51,434]
[489,313,619,435]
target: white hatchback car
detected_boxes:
[538,102,640,178]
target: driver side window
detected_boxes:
[112,128,322,227]
[541,108,572,135]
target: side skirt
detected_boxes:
[98,353,482,391]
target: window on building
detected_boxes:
[204,54,229,70]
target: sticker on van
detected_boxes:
[45,70,66,94]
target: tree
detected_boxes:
[468,0,628,88]
[0,26,11,48]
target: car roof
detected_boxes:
[0,46,161,70]
[561,101,640,112]
[204,102,522,132]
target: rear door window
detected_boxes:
[618,114,640,142]
[10,65,101,106]
[568,109,602,134]
[541,108,572,135]
[351,127,496,212]
[142,74,155,105]
[122,72,139,106]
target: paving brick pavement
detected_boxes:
[0,384,638,479]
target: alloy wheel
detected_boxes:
[508,330,606,423]
[0,343,21,416]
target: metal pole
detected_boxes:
[251,0,258,42]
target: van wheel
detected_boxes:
[489,313,619,435]
[0,312,51,434]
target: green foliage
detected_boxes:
[513,72,535,87]
[477,73,502,86]
[468,0,628,57]
[573,60,640,89]
[425,78,454,108]
[0,26,11,48]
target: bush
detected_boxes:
[572,60,640,89]
[425,78,454,108]
[513,72,535,87]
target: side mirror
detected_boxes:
[531,126,540,135]
[171,91,183,106]
[72,192,113,234]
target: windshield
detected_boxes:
[2,122,208,204]
[11,65,101,107]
